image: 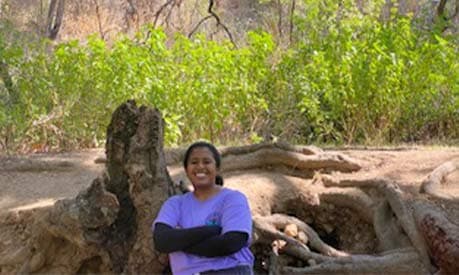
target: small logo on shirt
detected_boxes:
[205,212,222,226]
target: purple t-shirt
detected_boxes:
[153,188,254,275]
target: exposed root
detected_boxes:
[420,161,458,200]
[163,141,324,166]
[221,147,361,174]
[220,141,323,156]
[319,173,387,188]
[379,182,435,273]
[253,212,427,274]
[253,214,349,257]
[282,248,425,274]
[372,200,411,251]
[317,187,375,223]
[0,157,75,172]
[413,201,459,274]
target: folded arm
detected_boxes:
[183,231,249,257]
[153,222,222,253]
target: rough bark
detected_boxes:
[46,0,65,39]
[413,201,459,274]
[0,100,173,273]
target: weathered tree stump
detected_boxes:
[0,100,173,273]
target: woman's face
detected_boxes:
[185,147,218,189]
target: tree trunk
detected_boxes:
[46,0,66,39]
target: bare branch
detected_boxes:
[188,0,236,47]
[153,0,174,28]
[188,15,213,38]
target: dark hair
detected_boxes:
[183,141,224,186]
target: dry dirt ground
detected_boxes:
[1,146,458,215]
[0,146,459,271]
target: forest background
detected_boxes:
[0,0,458,154]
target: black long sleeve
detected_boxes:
[183,231,249,257]
[153,222,222,253]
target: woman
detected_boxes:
[152,141,254,275]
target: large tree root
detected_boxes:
[254,213,349,257]
[316,174,435,272]
[413,201,459,274]
[219,141,323,156]
[373,200,412,251]
[420,161,458,200]
[221,147,362,174]
[282,249,425,274]
[253,173,444,274]
[318,173,387,188]
[253,213,428,274]
[172,142,363,192]
[317,187,375,223]
[378,182,435,272]
[315,165,459,274]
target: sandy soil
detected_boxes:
[1,146,458,217]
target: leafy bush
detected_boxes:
[0,4,458,153]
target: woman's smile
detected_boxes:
[185,147,218,188]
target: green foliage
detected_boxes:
[271,3,459,144]
[0,25,274,151]
[0,3,458,153]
